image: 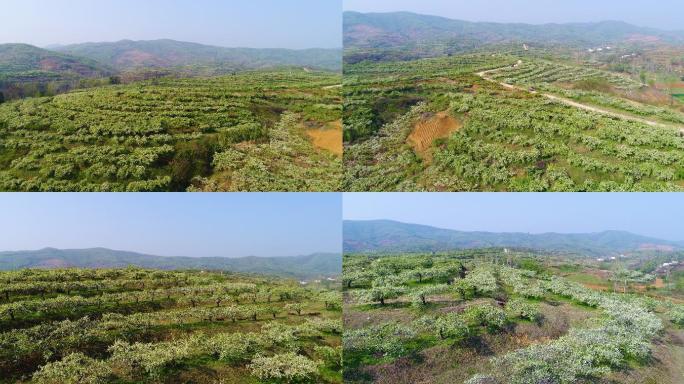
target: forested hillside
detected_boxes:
[344,11,684,62]
[343,220,683,255]
[0,248,341,279]
[54,39,342,71]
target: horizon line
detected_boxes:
[0,38,343,51]
[343,10,684,32]
[343,219,684,242]
[0,246,342,259]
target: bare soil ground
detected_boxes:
[407,112,461,162]
[307,120,342,156]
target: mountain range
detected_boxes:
[52,39,342,71]
[343,220,684,256]
[344,11,684,61]
[0,248,341,279]
[0,39,341,81]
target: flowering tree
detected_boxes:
[435,312,470,341]
[32,353,112,384]
[356,286,405,306]
[249,352,320,383]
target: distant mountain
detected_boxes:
[0,248,341,279]
[54,39,342,71]
[343,220,683,256]
[344,11,684,59]
[0,43,111,79]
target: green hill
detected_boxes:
[0,43,111,77]
[55,39,342,71]
[0,247,341,278]
[343,220,683,256]
[344,11,684,60]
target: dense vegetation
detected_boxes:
[0,69,342,191]
[343,53,684,191]
[343,251,684,384]
[0,267,342,384]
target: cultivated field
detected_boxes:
[344,53,684,192]
[0,70,342,192]
[0,268,342,384]
[343,251,684,384]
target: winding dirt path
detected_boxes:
[477,68,684,134]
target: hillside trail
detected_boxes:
[476,67,684,134]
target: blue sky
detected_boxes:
[2,0,342,48]
[344,0,684,31]
[344,193,684,241]
[0,193,342,257]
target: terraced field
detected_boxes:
[344,55,684,191]
[0,268,342,384]
[488,61,643,89]
[0,70,342,192]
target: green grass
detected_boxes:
[564,272,609,288]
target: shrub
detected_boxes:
[464,304,507,333]
[670,305,684,327]
[32,353,112,384]
[314,345,342,369]
[207,332,264,364]
[506,298,542,322]
[248,352,320,383]
[343,322,416,357]
[435,312,470,341]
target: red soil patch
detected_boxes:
[39,258,69,268]
[115,50,166,67]
[306,120,342,156]
[407,112,461,162]
[626,34,662,43]
[639,243,676,252]
[39,58,63,71]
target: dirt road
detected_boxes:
[476,68,684,134]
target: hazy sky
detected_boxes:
[344,193,684,241]
[2,0,342,48]
[344,0,684,31]
[0,193,342,257]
